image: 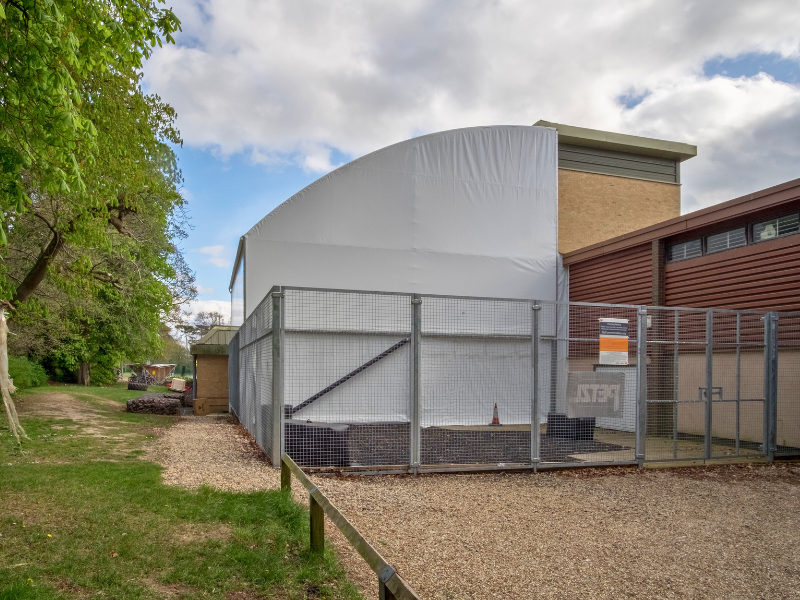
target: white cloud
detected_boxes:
[197,245,231,268]
[196,284,215,294]
[188,299,231,322]
[145,0,800,208]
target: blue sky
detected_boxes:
[175,146,319,316]
[145,1,800,322]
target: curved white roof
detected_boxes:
[240,125,558,317]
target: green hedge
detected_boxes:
[8,356,48,389]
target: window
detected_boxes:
[753,213,800,242]
[705,227,746,254]
[667,239,702,262]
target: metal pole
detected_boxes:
[765,313,779,462]
[704,310,713,460]
[673,309,678,459]
[735,312,741,456]
[272,288,284,467]
[531,301,541,470]
[410,295,421,474]
[636,307,648,468]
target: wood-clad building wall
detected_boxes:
[563,178,800,313]
[568,243,652,305]
[665,233,800,312]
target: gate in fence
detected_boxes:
[229,286,800,473]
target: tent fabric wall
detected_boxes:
[240,126,559,320]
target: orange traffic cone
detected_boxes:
[490,403,501,426]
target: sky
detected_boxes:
[141,1,800,322]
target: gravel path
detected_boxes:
[151,415,280,492]
[154,416,800,599]
[314,465,800,599]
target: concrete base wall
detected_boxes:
[558,169,681,254]
[196,354,230,400]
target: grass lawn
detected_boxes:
[0,384,361,600]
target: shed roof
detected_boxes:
[562,177,800,266]
[191,325,239,356]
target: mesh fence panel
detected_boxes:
[229,286,797,472]
[419,296,532,467]
[283,289,412,468]
[228,331,240,418]
[538,303,639,465]
[776,313,800,456]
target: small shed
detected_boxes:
[190,326,239,414]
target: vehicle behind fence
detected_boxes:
[229,286,800,472]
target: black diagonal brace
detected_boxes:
[291,338,410,416]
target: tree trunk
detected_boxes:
[12,231,67,305]
[78,361,90,386]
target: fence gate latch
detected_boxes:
[380,565,396,584]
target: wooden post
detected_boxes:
[379,577,397,600]
[281,457,291,492]
[310,491,324,553]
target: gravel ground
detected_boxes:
[154,416,800,599]
[150,415,280,492]
[314,465,800,600]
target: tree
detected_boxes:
[0,0,184,440]
[5,68,195,385]
[154,324,191,374]
[177,311,227,346]
[0,0,180,241]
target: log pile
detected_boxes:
[126,393,181,415]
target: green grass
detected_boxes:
[0,384,361,599]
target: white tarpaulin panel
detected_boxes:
[238,126,558,320]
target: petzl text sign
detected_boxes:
[599,318,629,365]
[566,371,625,418]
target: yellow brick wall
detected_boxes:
[196,354,229,399]
[558,169,681,254]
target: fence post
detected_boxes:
[272,288,284,467]
[531,301,540,470]
[636,307,648,468]
[704,310,714,460]
[309,487,324,553]
[764,313,778,462]
[281,455,291,491]
[410,295,422,474]
[379,567,397,600]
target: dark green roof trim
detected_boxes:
[535,120,697,162]
[190,344,229,356]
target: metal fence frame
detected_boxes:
[229,285,800,473]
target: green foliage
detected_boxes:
[6,68,195,382]
[0,0,181,239]
[7,356,47,389]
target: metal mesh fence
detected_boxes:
[229,286,796,472]
[283,289,412,469]
[776,312,800,456]
[420,296,532,468]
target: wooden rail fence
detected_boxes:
[281,454,420,600]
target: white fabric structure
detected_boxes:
[231,125,558,322]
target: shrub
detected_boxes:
[8,356,48,389]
